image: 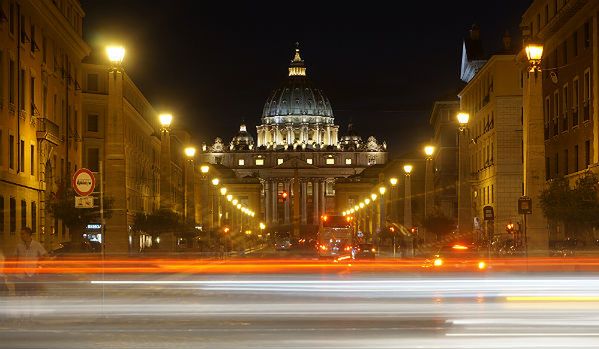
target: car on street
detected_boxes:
[352,243,376,260]
[422,243,489,271]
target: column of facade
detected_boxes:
[264,180,271,223]
[325,125,331,145]
[319,180,326,216]
[286,126,293,145]
[284,181,291,224]
[315,125,321,145]
[271,180,278,224]
[312,179,320,223]
[274,126,280,145]
[300,181,308,225]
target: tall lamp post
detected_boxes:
[159,113,173,211]
[104,46,127,253]
[423,145,435,218]
[377,185,387,248]
[522,41,547,255]
[456,112,470,236]
[211,178,220,229]
[389,177,398,223]
[184,147,196,224]
[403,164,413,230]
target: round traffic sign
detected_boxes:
[72,168,96,196]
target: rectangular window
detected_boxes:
[573,31,578,57]
[585,140,590,168]
[30,76,35,115]
[563,84,568,130]
[30,144,34,175]
[277,158,283,165]
[9,135,14,170]
[9,59,15,104]
[255,158,264,166]
[491,185,494,204]
[555,153,559,177]
[0,196,4,234]
[564,149,568,175]
[345,158,352,165]
[20,140,24,172]
[546,157,551,180]
[574,145,579,172]
[326,158,335,165]
[238,159,245,166]
[87,73,98,91]
[20,15,25,44]
[9,197,15,234]
[306,158,313,165]
[42,36,47,64]
[9,2,15,35]
[19,69,25,112]
[584,22,590,48]
[583,69,591,121]
[562,41,568,64]
[30,24,36,53]
[31,201,36,233]
[87,114,98,132]
[573,77,579,126]
[21,199,26,229]
[87,148,99,172]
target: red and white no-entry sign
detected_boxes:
[72,168,96,196]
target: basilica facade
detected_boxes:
[201,47,387,234]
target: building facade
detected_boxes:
[0,0,90,253]
[522,0,599,243]
[201,47,388,236]
[429,99,460,221]
[458,29,524,240]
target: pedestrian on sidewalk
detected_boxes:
[13,227,47,296]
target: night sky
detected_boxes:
[80,0,530,157]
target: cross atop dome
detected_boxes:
[288,42,306,77]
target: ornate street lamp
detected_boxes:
[106,46,125,66]
[525,43,543,73]
[457,112,470,132]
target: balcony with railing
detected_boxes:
[36,117,61,145]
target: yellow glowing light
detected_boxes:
[403,164,413,174]
[370,193,377,201]
[200,165,209,174]
[211,178,220,186]
[349,208,355,214]
[478,261,487,270]
[220,187,227,196]
[237,204,242,209]
[378,186,386,195]
[184,147,196,158]
[354,205,360,211]
[259,222,266,230]
[389,177,398,186]
[226,194,233,201]
[232,199,238,205]
[457,112,470,126]
[106,46,125,65]
[159,113,173,128]
[434,258,443,266]
[342,211,346,216]
[424,145,435,157]
[359,202,365,208]
[525,44,543,62]
[364,198,370,205]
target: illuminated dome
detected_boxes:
[230,124,254,150]
[261,46,334,125]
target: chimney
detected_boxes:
[503,30,512,50]
[470,24,480,40]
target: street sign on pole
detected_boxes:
[72,168,96,196]
[518,196,533,214]
[75,196,94,208]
